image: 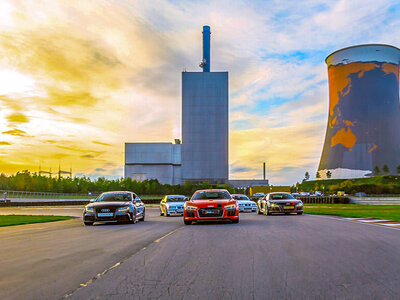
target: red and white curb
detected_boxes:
[344,218,400,229]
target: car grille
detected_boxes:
[96,207,117,218]
[227,209,236,216]
[198,208,223,218]
[186,211,195,218]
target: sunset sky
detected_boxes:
[0,0,400,185]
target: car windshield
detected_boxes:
[270,193,295,200]
[167,196,186,202]
[96,193,131,202]
[233,195,250,201]
[192,191,231,200]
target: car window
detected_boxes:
[167,196,186,202]
[192,191,231,200]
[233,195,250,201]
[96,193,132,202]
[270,193,295,200]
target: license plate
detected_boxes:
[284,206,294,210]
[98,212,113,217]
[205,210,215,214]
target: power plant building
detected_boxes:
[318,44,400,179]
[124,26,268,187]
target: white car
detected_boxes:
[232,194,257,213]
[252,192,266,198]
[160,195,186,216]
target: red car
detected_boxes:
[183,189,239,225]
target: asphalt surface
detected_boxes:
[1,208,400,300]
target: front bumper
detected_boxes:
[166,209,184,215]
[239,206,257,212]
[83,211,132,223]
[269,205,303,214]
[184,208,239,221]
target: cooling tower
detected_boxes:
[318,44,400,179]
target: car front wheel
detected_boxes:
[84,221,93,226]
[130,213,137,224]
[184,220,192,225]
[297,212,303,215]
[232,219,239,224]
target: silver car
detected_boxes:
[232,194,257,213]
[160,195,186,216]
[257,192,303,215]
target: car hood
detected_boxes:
[238,200,256,205]
[188,199,236,208]
[86,201,131,208]
[165,202,185,206]
[269,199,302,204]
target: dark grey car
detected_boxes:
[83,191,145,225]
[257,192,303,215]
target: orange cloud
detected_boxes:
[2,129,27,136]
[6,112,29,123]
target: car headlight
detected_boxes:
[186,205,197,211]
[86,207,94,213]
[296,203,303,207]
[225,204,236,210]
[117,206,130,212]
[270,202,277,207]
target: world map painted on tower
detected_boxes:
[318,60,400,173]
[328,62,399,150]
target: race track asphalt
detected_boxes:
[1,208,400,300]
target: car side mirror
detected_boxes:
[90,199,95,203]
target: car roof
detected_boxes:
[195,189,229,192]
[166,195,185,197]
[102,191,132,194]
[232,194,248,197]
[268,192,291,195]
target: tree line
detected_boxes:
[0,171,239,196]
[293,175,400,195]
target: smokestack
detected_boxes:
[201,25,211,72]
[263,162,266,180]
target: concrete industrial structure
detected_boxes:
[125,26,268,187]
[318,44,400,179]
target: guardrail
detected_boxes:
[0,198,162,206]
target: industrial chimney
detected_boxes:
[200,25,211,72]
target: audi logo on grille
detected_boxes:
[101,209,110,212]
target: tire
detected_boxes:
[184,220,192,225]
[257,208,263,215]
[160,211,163,216]
[297,212,303,215]
[130,213,137,224]
[84,221,93,226]
[141,212,145,221]
[232,219,239,224]
[266,209,272,216]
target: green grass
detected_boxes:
[0,215,75,227]
[305,204,400,221]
